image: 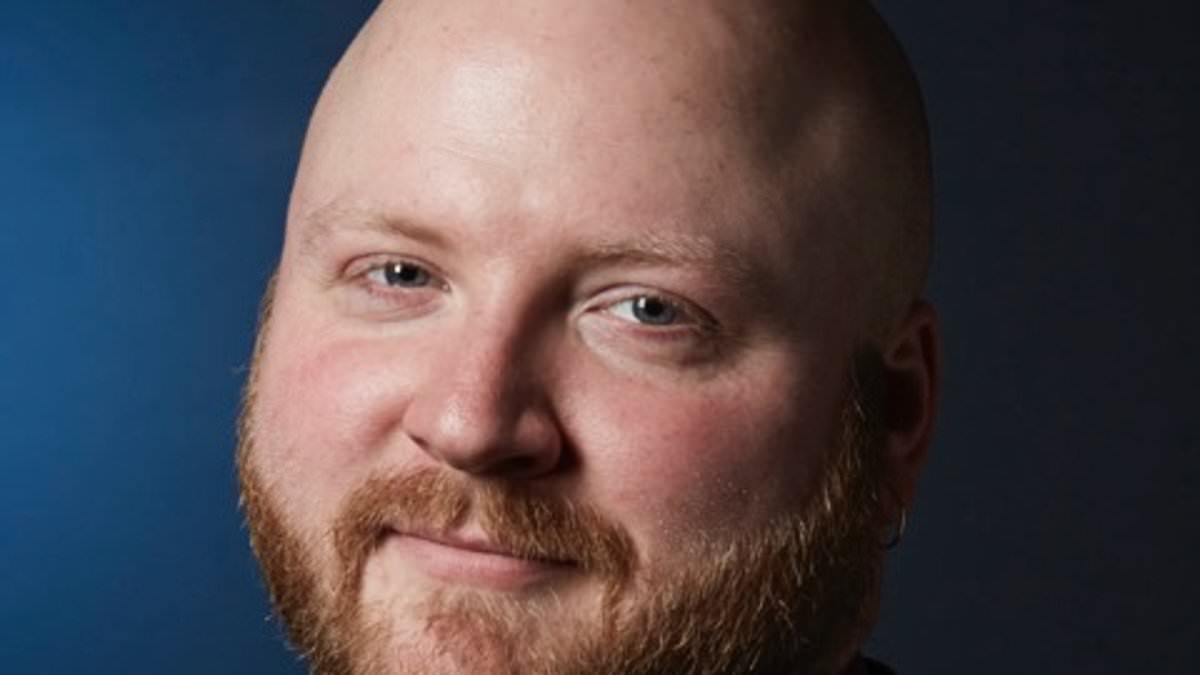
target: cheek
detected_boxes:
[563,357,839,561]
[250,320,428,542]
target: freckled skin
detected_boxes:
[244,0,940,673]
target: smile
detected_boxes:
[381,528,576,591]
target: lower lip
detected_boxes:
[382,532,574,591]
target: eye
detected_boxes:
[366,261,433,288]
[344,258,447,319]
[608,294,683,326]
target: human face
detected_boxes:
[240,2,883,673]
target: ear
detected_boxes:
[878,299,940,511]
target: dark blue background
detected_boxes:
[2,1,1196,673]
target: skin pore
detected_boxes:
[239,1,938,673]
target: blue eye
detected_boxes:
[610,294,681,326]
[378,261,431,287]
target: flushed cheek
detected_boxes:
[252,333,427,534]
[567,375,831,562]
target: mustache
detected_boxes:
[332,467,636,590]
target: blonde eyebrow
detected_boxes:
[577,233,786,325]
[296,200,452,258]
[580,232,755,284]
[295,199,772,298]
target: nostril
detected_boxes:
[489,454,544,477]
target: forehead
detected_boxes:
[304,14,773,186]
[285,0,860,323]
[296,0,847,196]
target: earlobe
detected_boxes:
[878,299,940,510]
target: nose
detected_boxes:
[400,323,563,479]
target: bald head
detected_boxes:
[294,0,931,339]
[252,4,939,672]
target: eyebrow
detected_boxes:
[579,230,758,288]
[296,199,770,296]
[297,200,452,259]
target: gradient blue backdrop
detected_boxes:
[2,1,1197,673]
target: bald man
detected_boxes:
[237,0,939,673]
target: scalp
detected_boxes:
[314,0,931,338]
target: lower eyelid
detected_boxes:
[339,267,446,314]
[590,310,715,344]
[578,313,728,369]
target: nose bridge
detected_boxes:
[403,297,561,477]
[444,317,527,431]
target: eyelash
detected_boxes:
[363,260,437,289]
[346,257,718,336]
[343,257,447,312]
[596,290,716,334]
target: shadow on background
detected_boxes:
[1,1,1196,673]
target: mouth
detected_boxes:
[380,527,577,591]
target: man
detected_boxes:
[238,0,939,673]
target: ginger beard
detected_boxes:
[238,301,887,675]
